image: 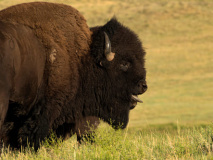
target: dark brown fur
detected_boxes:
[0,2,147,150]
[0,2,93,149]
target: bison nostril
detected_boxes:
[142,84,147,91]
[137,80,147,93]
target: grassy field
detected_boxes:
[0,125,213,159]
[0,0,213,159]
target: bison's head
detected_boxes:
[90,18,147,129]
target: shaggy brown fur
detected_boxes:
[0,2,92,149]
[0,3,91,119]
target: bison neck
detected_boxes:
[77,57,108,119]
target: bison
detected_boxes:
[0,2,147,150]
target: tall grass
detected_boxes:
[1,124,213,159]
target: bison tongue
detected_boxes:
[131,95,143,103]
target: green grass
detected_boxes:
[0,0,213,159]
[1,124,213,159]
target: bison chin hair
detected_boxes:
[111,119,129,130]
[98,101,130,130]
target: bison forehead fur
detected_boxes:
[0,2,147,150]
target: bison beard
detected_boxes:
[0,2,147,150]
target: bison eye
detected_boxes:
[120,62,130,71]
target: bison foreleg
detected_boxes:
[0,87,10,151]
[0,91,9,133]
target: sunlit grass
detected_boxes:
[1,123,213,159]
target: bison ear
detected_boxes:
[104,32,115,61]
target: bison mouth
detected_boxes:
[130,95,143,110]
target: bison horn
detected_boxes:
[104,32,115,61]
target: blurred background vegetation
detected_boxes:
[0,0,212,129]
